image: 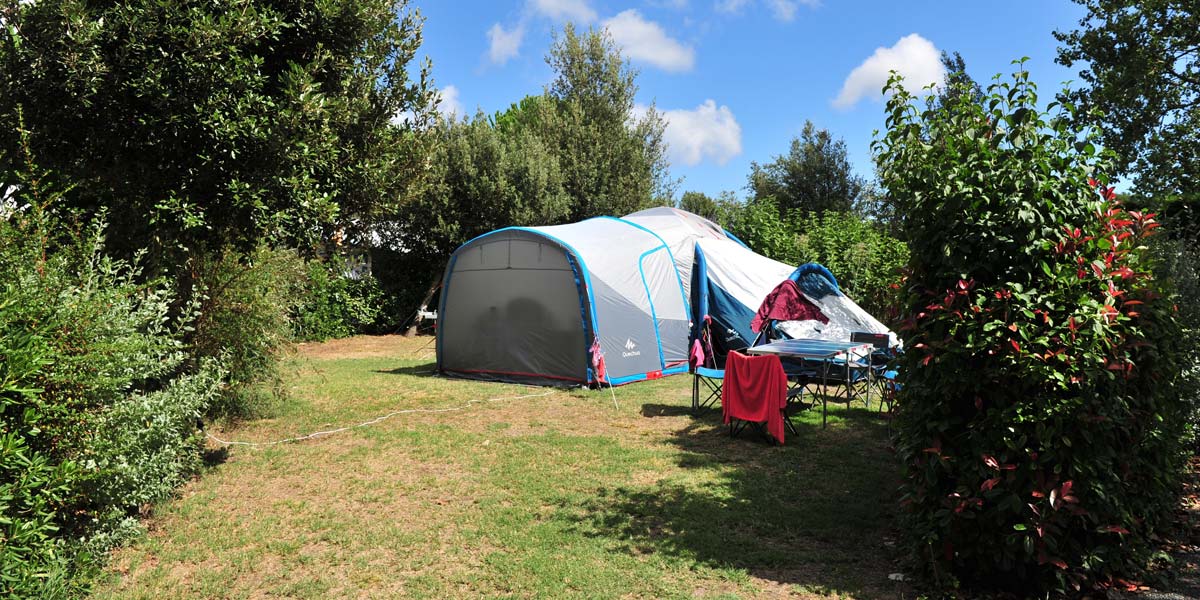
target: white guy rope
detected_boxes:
[205,389,557,448]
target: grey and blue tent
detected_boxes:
[436,217,691,386]
[436,208,896,387]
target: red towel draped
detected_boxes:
[721,351,788,444]
[751,279,828,333]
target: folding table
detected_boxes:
[745,338,873,428]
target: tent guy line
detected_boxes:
[204,389,558,448]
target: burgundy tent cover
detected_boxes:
[750,279,828,333]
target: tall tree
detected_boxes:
[393,107,572,264]
[0,0,435,264]
[935,50,983,111]
[1055,1,1199,226]
[544,25,676,220]
[748,121,864,217]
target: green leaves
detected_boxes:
[877,63,1190,595]
[0,0,434,267]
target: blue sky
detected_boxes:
[413,0,1089,200]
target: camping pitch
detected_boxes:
[436,209,897,386]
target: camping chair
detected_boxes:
[690,316,724,415]
[849,331,894,406]
[721,351,796,444]
[749,320,818,416]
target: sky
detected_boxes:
[412,0,1090,200]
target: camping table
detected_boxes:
[745,339,874,428]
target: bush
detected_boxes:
[721,197,908,317]
[291,254,385,341]
[875,65,1191,595]
[189,246,300,419]
[0,204,223,597]
[723,196,799,263]
[794,210,908,317]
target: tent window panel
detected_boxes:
[638,247,689,365]
[440,264,587,381]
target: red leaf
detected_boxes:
[1008,323,1018,332]
[1087,178,1098,188]
[983,455,999,470]
[1102,525,1130,535]
[981,477,1001,492]
[1010,340,1021,353]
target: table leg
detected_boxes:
[822,357,830,428]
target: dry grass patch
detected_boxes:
[94,335,908,599]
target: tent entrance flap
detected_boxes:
[439,232,589,383]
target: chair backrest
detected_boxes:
[850,331,890,350]
[693,315,730,371]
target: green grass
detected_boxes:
[92,336,908,599]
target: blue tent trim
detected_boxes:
[723,229,750,250]
[605,216,693,317]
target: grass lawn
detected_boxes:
[93,335,909,599]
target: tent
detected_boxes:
[621,207,749,300]
[437,208,898,387]
[690,236,795,350]
[776,264,898,347]
[436,217,691,386]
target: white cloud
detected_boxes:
[640,100,743,166]
[487,22,525,65]
[602,10,695,73]
[436,85,464,118]
[531,0,597,23]
[833,33,945,109]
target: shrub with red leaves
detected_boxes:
[873,63,1191,596]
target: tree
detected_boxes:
[0,0,435,265]
[935,50,983,111]
[748,121,863,218]
[678,191,719,221]
[723,196,798,264]
[1055,1,1199,228]
[874,63,1189,594]
[544,25,676,220]
[388,109,572,295]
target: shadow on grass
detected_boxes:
[201,446,229,468]
[375,364,440,377]
[562,403,904,598]
[639,403,694,418]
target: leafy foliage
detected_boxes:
[291,255,385,341]
[189,246,300,418]
[678,191,721,222]
[545,25,676,218]
[0,0,434,265]
[722,196,799,263]
[794,211,908,318]
[875,64,1191,594]
[385,28,674,312]
[748,121,864,217]
[1055,0,1199,229]
[0,197,223,597]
